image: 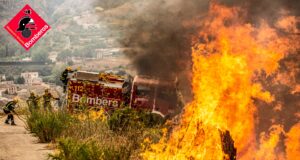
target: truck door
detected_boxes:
[131,84,155,111]
[154,86,177,116]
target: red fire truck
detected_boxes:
[67,71,178,116]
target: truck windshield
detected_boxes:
[136,85,153,97]
[157,87,176,101]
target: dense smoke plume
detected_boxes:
[121,0,209,78]
[121,0,299,78]
[219,0,300,20]
[120,0,299,153]
[120,0,299,106]
[119,0,210,101]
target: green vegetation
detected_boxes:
[26,110,74,143]
[56,49,72,62]
[31,48,51,62]
[49,138,102,160]
[42,63,66,85]
[15,76,25,84]
[52,63,67,85]
[25,105,164,159]
[56,43,104,62]
[108,108,165,132]
[5,75,14,81]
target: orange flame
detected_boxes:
[285,123,300,159]
[142,3,299,160]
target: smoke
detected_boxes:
[120,0,209,78]
[117,0,210,102]
[119,0,299,151]
[120,0,299,78]
[119,0,299,106]
[219,0,300,21]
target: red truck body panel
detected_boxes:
[67,72,176,116]
[67,71,124,111]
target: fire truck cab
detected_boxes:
[130,75,177,117]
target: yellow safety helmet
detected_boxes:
[13,97,19,103]
[66,66,72,71]
[30,92,35,97]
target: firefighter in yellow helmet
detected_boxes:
[27,92,41,112]
[60,66,76,93]
[42,89,59,111]
[3,98,19,125]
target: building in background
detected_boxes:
[0,74,6,81]
[21,57,32,62]
[49,51,58,62]
[0,84,17,95]
[21,72,42,85]
[7,85,17,95]
[95,48,124,59]
[0,81,13,85]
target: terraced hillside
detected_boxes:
[0,0,133,59]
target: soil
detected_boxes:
[0,115,52,160]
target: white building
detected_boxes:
[95,48,122,59]
[21,72,42,85]
[49,51,58,62]
[0,74,6,81]
[0,84,17,95]
[0,81,14,85]
[21,57,32,62]
[7,85,17,95]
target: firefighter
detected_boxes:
[43,89,59,111]
[3,98,19,125]
[60,67,76,93]
[26,92,40,112]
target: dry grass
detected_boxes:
[57,108,163,159]
[25,105,164,159]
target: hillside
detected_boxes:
[0,0,134,59]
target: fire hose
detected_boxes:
[0,101,28,124]
[15,113,27,124]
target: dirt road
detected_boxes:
[0,116,52,160]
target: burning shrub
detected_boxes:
[141,2,299,160]
[63,110,109,140]
[48,108,163,159]
[24,104,163,159]
[108,108,165,132]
